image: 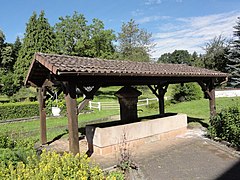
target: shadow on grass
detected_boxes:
[187,116,209,128]
[46,131,68,145]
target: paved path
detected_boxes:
[92,128,240,180]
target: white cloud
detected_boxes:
[137,15,170,24]
[145,0,162,5]
[151,11,240,58]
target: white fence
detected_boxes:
[89,98,158,111]
[215,89,240,97]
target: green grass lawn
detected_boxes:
[1,88,239,143]
[0,108,119,141]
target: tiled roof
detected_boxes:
[33,52,227,78]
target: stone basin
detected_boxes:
[86,113,187,155]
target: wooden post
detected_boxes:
[38,87,47,144]
[64,82,79,155]
[158,86,165,115]
[209,80,216,117]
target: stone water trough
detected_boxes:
[86,113,187,155]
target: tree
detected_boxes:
[0,29,5,48]
[55,12,89,56]
[55,13,116,58]
[12,36,22,61]
[157,50,193,65]
[14,11,56,87]
[157,52,171,63]
[1,45,14,70]
[227,17,240,87]
[118,19,153,62]
[202,35,229,72]
[87,18,116,58]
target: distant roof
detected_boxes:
[25,53,228,87]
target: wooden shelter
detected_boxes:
[25,52,228,155]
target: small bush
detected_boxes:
[171,82,202,103]
[0,102,39,121]
[0,150,107,179]
[208,105,240,147]
[0,133,36,166]
[0,134,124,179]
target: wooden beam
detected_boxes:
[38,87,47,144]
[64,81,79,155]
[77,99,91,115]
[77,85,100,99]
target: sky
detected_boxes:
[1,0,240,58]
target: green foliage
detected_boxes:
[227,17,240,87]
[0,29,5,47]
[10,87,37,102]
[0,30,21,96]
[0,101,39,121]
[158,50,193,65]
[1,45,14,69]
[55,12,116,59]
[14,11,56,87]
[0,133,36,166]
[208,105,240,147]
[118,19,153,62]
[203,35,229,72]
[0,150,106,179]
[171,82,202,103]
[87,18,116,58]
[106,170,125,180]
[0,134,122,179]
[0,70,18,96]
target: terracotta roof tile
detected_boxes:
[34,52,228,78]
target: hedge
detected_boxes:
[0,102,39,121]
[208,105,240,148]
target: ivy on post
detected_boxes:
[63,81,79,155]
[38,87,47,145]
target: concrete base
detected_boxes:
[86,113,187,155]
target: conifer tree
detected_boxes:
[14,11,55,87]
[118,19,153,62]
[227,17,240,87]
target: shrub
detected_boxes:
[208,105,240,147]
[0,134,124,179]
[0,150,105,179]
[0,133,36,166]
[171,82,202,103]
[0,102,39,121]
[10,87,37,102]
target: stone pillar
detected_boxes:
[115,86,142,123]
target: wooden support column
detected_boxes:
[158,86,165,115]
[198,80,216,117]
[148,84,168,115]
[38,87,47,145]
[64,81,79,155]
[209,80,216,117]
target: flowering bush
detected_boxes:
[0,150,105,179]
